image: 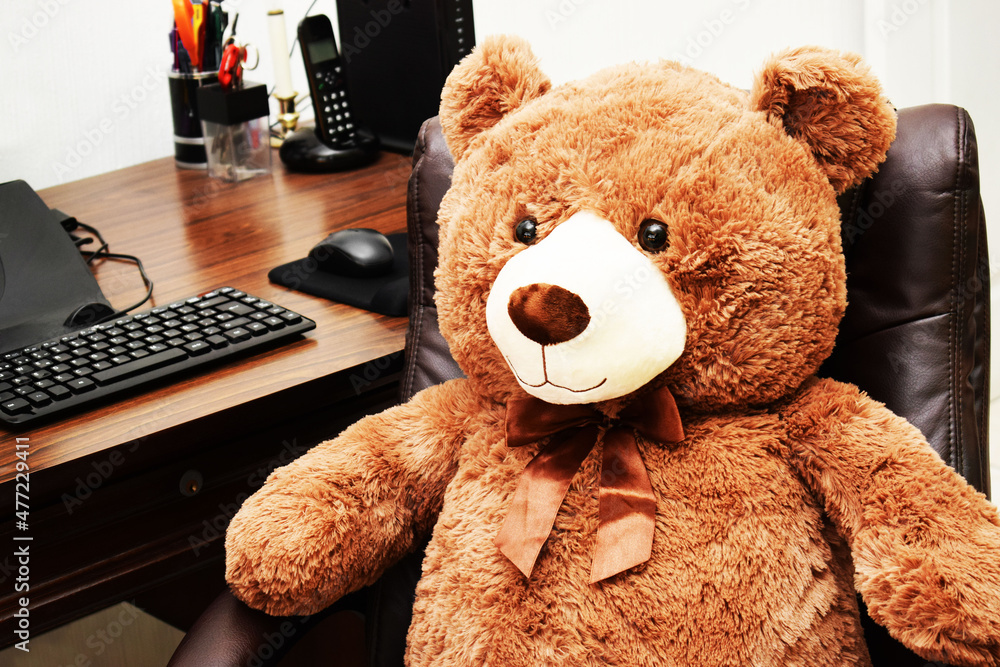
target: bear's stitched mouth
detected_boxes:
[504,348,608,394]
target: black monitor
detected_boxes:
[0,181,111,354]
[335,0,475,153]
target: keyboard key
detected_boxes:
[224,328,251,343]
[0,391,14,403]
[1,397,31,414]
[222,317,251,330]
[223,302,255,316]
[26,391,51,407]
[48,385,72,400]
[247,322,269,336]
[93,348,187,385]
[67,377,97,393]
[184,341,211,356]
[130,349,150,360]
[53,373,75,384]
[206,335,228,349]
[280,312,302,324]
[196,295,231,309]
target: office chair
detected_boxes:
[169,104,990,667]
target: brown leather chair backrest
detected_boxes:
[824,104,990,496]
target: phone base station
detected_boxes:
[278,128,380,173]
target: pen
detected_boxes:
[172,0,199,70]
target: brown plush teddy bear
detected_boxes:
[225,36,1000,666]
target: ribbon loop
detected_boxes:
[496,386,684,582]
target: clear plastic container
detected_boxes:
[197,82,272,182]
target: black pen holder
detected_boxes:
[168,70,219,169]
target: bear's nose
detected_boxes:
[507,283,591,346]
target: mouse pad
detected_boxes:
[268,232,409,317]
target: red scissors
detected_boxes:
[218,40,258,91]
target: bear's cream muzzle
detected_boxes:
[486,211,687,405]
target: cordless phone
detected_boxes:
[279,13,378,172]
[297,14,360,148]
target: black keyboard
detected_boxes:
[0,287,316,425]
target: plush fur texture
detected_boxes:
[226,36,1000,666]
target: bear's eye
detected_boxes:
[638,219,669,253]
[514,217,538,245]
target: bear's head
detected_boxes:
[435,36,896,412]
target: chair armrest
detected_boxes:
[167,589,363,667]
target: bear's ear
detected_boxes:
[439,35,552,161]
[750,46,896,193]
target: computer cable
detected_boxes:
[55,212,155,322]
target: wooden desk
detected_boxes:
[0,153,414,643]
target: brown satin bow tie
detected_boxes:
[495,385,684,583]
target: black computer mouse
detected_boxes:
[309,228,395,278]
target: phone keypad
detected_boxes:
[315,64,356,144]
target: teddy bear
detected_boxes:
[225,36,1000,666]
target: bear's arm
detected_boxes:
[782,377,1000,667]
[225,378,481,616]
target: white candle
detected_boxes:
[268,5,295,98]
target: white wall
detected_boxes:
[2,0,999,495]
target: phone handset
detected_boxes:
[298,14,361,148]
